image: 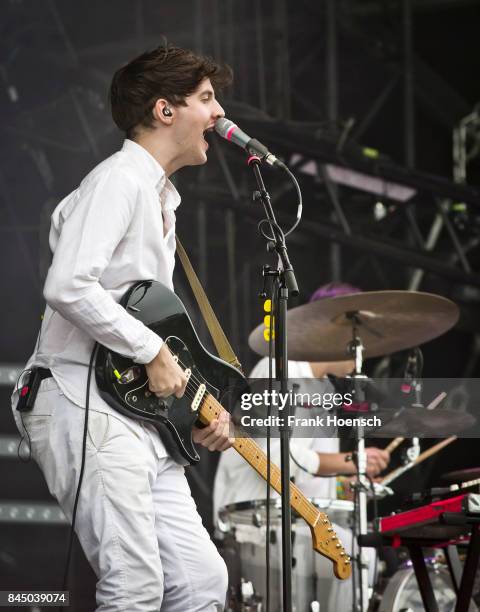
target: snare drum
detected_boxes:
[218,498,355,611]
[218,497,354,532]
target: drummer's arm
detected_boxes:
[315,452,356,476]
[315,447,390,478]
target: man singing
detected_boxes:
[12,45,234,611]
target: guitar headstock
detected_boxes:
[310,512,351,580]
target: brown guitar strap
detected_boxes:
[175,235,243,373]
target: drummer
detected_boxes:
[213,282,390,515]
[213,282,391,608]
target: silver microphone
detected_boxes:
[215,117,285,168]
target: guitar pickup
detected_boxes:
[118,366,142,384]
[191,383,206,412]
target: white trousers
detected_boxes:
[13,377,228,612]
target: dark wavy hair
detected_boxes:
[110,44,233,139]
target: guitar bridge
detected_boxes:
[191,384,206,412]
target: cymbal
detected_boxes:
[249,291,459,361]
[441,467,480,483]
[375,407,476,437]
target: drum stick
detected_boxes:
[413,436,457,464]
[385,438,404,454]
[426,391,447,411]
[380,436,457,484]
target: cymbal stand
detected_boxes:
[347,312,370,612]
[403,347,422,466]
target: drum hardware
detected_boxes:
[219,498,355,531]
[369,481,394,500]
[403,353,422,465]
[375,560,457,612]
[351,479,394,501]
[239,579,263,612]
[376,404,475,437]
[380,436,458,487]
[406,477,480,506]
[405,438,420,463]
[344,309,371,612]
[442,468,480,484]
[225,581,263,612]
[252,511,262,529]
[247,290,465,610]
[374,386,475,438]
[219,498,355,611]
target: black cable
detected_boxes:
[352,472,358,612]
[14,368,33,463]
[61,343,98,608]
[357,475,364,612]
[18,412,32,462]
[257,164,303,241]
[289,447,313,474]
[258,217,285,243]
[281,165,303,237]
[365,475,377,525]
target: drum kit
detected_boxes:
[218,290,479,611]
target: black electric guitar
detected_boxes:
[95,280,351,579]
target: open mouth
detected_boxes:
[202,126,215,148]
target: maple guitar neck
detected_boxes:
[199,393,352,580]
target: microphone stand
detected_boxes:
[248,154,299,612]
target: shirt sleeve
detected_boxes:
[289,441,321,475]
[249,356,271,378]
[43,166,162,364]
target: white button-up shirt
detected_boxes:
[27,139,181,414]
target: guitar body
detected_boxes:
[95,280,247,466]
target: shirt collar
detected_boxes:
[121,139,181,211]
